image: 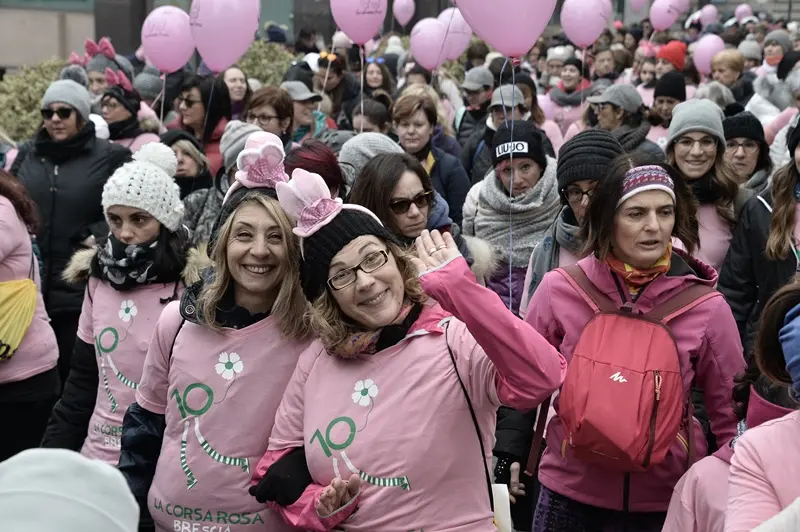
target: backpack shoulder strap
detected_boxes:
[472,140,486,168]
[646,284,719,323]
[556,264,617,313]
[524,395,551,477]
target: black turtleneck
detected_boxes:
[108,115,143,142]
[412,139,433,162]
[689,173,725,205]
[174,167,213,199]
[34,121,96,164]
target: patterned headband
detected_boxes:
[617,165,676,208]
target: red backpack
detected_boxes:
[540,264,718,473]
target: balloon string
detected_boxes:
[498,57,516,312]
[200,80,215,148]
[359,46,365,134]
[318,41,335,113]
[581,47,587,121]
[433,8,458,74]
[158,77,167,123]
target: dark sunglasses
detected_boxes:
[389,191,434,215]
[179,96,201,108]
[41,108,74,121]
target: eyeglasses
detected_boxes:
[366,57,385,64]
[725,140,759,154]
[327,249,389,291]
[389,191,434,215]
[246,112,279,126]
[675,136,717,152]
[179,97,201,108]
[41,108,74,121]
[101,99,120,111]
[563,187,595,204]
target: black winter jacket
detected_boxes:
[15,125,130,314]
[429,146,471,227]
[718,190,796,358]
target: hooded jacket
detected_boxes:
[718,191,797,358]
[745,74,794,127]
[524,251,745,512]
[428,146,471,227]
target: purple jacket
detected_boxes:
[432,125,461,158]
[485,263,527,316]
[525,251,745,512]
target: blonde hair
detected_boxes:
[173,139,210,173]
[319,93,334,117]
[711,49,745,74]
[199,193,310,339]
[400,84,455,137]
[766,162,800,260]
[306,241,427,351]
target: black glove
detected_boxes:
[249,447,313,506]
[494,452,518,486]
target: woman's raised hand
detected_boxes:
[412,230,462,275]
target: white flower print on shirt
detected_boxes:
[119,300,138,322]
[352,378,378,407]
[215,352,244,380]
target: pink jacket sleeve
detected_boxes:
[542,120,564,156]
[765,108,797,145]
[253,345,360,531]
[418,256,567,410]
[523,270,565,349]
[134,301,182,415]
[518,245,538,320]
[0,198,21,263]
[726,433,781,531]
[694,296,745,448]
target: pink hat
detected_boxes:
[223,131,289,204]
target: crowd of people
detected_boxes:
[3,9,800,532]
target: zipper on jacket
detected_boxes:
[44,163,58,306]
[642,371,662,468]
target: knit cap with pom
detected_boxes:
[102,142,184,231]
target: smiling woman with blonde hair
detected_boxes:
[118,132,312,532]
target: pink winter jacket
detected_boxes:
[726,411,800,531]
[663,388,795,532]
[539,119,564,155]
[253,256,567,531]
[524,251,745,512]
[111,132,160,154]
[551,103,585,136]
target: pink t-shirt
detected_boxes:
[673,204,732,273]
[0,196,58,385]
[136,302,311,532]
[647,124,669,152]
[77,276,182,464]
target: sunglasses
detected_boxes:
[179,96,201,108]
[389,191,434,215]
[366,57,385,64]
[41,108,74,121]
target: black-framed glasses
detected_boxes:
[246,112,279,126]
[563,187,595,204]
[327,249,389,291]
[41,108,74,121]
[725,140,759,154]
[389,191,434,215]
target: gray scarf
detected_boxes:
[471,156,560,267]
[745,168,771,194]
[612,122,651,152]
[527,206,584,298]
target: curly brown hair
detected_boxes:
[0,170,38,234]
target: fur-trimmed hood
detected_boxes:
[462,235,498,285]
[62,244,211,286]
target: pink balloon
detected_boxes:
[693,34,725,74]
[538,93,554,120]
[599,0,612,20]
[190,0,258,74]
[457,0,557,58]
[141,6,194,73]
[393,0,415,27]
[562,0,606,48]
[331,0,387,46]
[735,3,753,21]
[700,4,718,26]
[650,0,681,31]
[438,8,473,61]
[631,0,648,10]
[410,18,448,70]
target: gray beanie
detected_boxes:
[59,64,89,88]
[41,80,92,121]
[765,30,792,55]
[86,53,134,81]
[338,132,403,190]
[219,120,263,174]
[667,99,726,152]
[738,39,762,61]
[133,66,162,102]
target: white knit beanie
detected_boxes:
[102,142,184,231]
[0,448,138,532]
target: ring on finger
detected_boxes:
[436,245,446,250]
[428,247,438,255]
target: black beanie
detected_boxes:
[556,130,624,192]
[300,209,399,302]
[723,111,766,144]
[563,57,585,78]
[788,124,800,158]
[491,120,547,171]
[653,71,686,102]
[103,85,141,117]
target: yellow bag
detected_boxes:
[0,277,37,361]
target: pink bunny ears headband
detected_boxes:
[276,168,382,246]
[69,52,88,67]
[85,37,116,60]
[105,68,132,92]
[222,131,290,204]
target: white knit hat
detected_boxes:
[0,448,138,532]
[102,142,184,231]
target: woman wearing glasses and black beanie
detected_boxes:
[13,79,131,386]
